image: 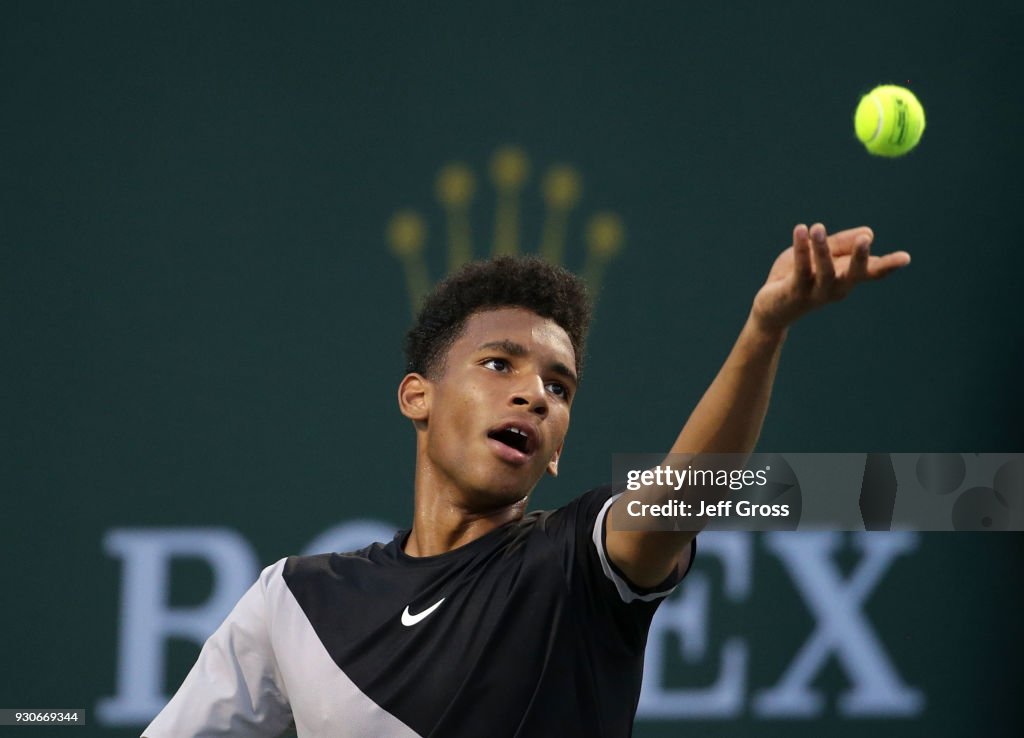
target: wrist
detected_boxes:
[744,311,789,347]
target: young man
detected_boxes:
[143,223,909,737]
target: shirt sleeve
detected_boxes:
[142,560,294,738]
[590,489,695,603]
[541,485,697,647]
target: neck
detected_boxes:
[403,460,528,558]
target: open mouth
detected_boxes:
[487,425,534,456]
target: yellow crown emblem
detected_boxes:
[386,145,625,316]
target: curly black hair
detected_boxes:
[405,256,592,379]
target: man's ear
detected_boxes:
[398,373,430,422]
[546,441,564,478]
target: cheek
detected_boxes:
[553,407,571,436]
[428,385,483,448]
[441,389,480,425]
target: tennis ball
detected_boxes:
[854,85,926,157]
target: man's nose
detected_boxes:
[510,375,547,416]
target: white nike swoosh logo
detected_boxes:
[401,597,446,626]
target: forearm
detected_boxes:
[606,222,906,588]
[669,312,787,457]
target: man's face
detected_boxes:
[410,307,578,510]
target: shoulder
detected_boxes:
[531,484,619,530]
[543,484,695,602]
[282,537,400,581]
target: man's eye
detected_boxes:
[546,382,569,400]
[483,358,509,372]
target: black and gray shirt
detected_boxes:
[143,485,694,737]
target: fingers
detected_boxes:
[788,221,909,306]
[827,226,874,256]
[845,236,870,283]
[866,251,912,280]
[791,223,813,288]
[832,225,910,282]
[768,221,908,330]
[809,223,836,293]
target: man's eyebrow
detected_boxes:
[550,361,578,386]
[477,340,578,385]
[478,340,527,357]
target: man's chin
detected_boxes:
[463,471,542,510]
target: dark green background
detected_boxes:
[2,1,1022,736]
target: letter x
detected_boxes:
[754,532,924,717]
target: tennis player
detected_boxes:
[143,223,909,737]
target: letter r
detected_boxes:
[97,528,258,725]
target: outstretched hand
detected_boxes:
[751,223,911,333]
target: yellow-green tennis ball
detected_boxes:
[855,85,926,157]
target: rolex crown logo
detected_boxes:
[386,145,625,316]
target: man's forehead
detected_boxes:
[458,307,575,359]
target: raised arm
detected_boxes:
[606,222,911,587]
